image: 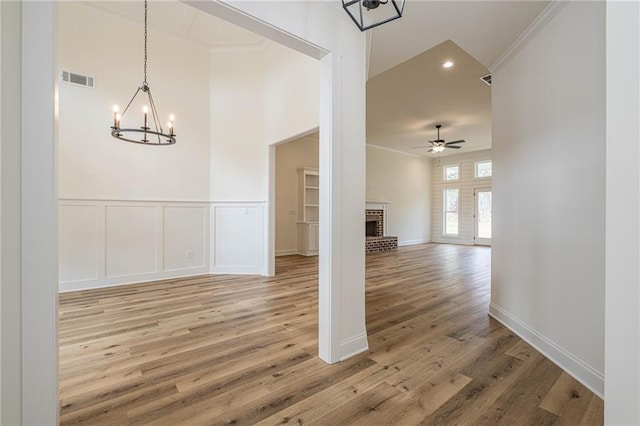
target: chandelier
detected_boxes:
[110,0,176,145]
[342,0,405,31]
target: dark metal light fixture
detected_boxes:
[342,0,405,31]
[111,0,176,146]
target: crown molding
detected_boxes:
[366,143,426,159]
[490,0,568,74]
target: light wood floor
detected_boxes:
[59,243,603,425]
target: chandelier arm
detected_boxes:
[121,87,142,117]
[146,88,163,144]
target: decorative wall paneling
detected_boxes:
[59,200,266,292]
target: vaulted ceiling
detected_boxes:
[83,0,549,157]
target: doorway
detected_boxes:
[474,188,492,245]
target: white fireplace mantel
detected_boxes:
[365,201,389,236]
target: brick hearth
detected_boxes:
[365,208,398,253]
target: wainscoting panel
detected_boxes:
[163,206,207,272]
[105,205,158,278]
[58,204,100,283]
[211,203,265,274]
[59,200,210,292]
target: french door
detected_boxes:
[474,188,492,245]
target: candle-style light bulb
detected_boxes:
[112,105,119,127]
[115,113,121,128]
[143,106,148,129]
[169,114,175,135]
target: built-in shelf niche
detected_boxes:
[297,167,319,255]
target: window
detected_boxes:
[475,160,492,178]
[444,188,459,235]
[444,165,459,181]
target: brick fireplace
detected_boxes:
[365,202,398,253]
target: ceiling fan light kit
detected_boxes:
[413,124,466,153]
[342,0,405,31]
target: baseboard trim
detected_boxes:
[59,269,210,293]
[489,303,604,398]
[276,249,298,257]
[210,265,263,275]
[398,239,430,247]
[431,238,474,246]
[340,332,369,361]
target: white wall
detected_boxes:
[275,133,319,256]
[210,40,319,202]
[491,1,605,397]
[431,149,491,245]
[263,41,319,145]
[605,1,640,423]
[366,145,431,245]
[210,48,265,201]
[58,2,211,202]
[0,2,21,423]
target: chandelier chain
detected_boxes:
[144,0,148,85]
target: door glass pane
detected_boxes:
[477,191,492,239]
[444,188,459,235]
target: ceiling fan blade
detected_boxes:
[445,140,466,145]
[411,146,429,149]
[446,145,462,149]
[428,148,434,153]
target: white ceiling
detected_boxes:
[368,1,550,77]
[84,1,549,158]
[366,1,549,157]
[367,39,492,155]
[85,1,264,48]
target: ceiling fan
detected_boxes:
[413,124,466,153]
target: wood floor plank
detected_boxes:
[58,243,603,425]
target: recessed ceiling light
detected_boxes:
[443,61,454,68]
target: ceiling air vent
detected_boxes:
[480,73,492,86]
[61,70,95,89]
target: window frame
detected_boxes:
[443,163,460,182]
[474,160,492,179]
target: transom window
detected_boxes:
[475,160,492,178]
[444,165,459,181]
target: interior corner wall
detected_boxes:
[208,46,267,274]
[491,1,605,396]
[275,133,319,256]
[366,146,431,245]
[430,149,492,245]
[208,41,318,274]
[263,41,319,145]
[209,48,266,202]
